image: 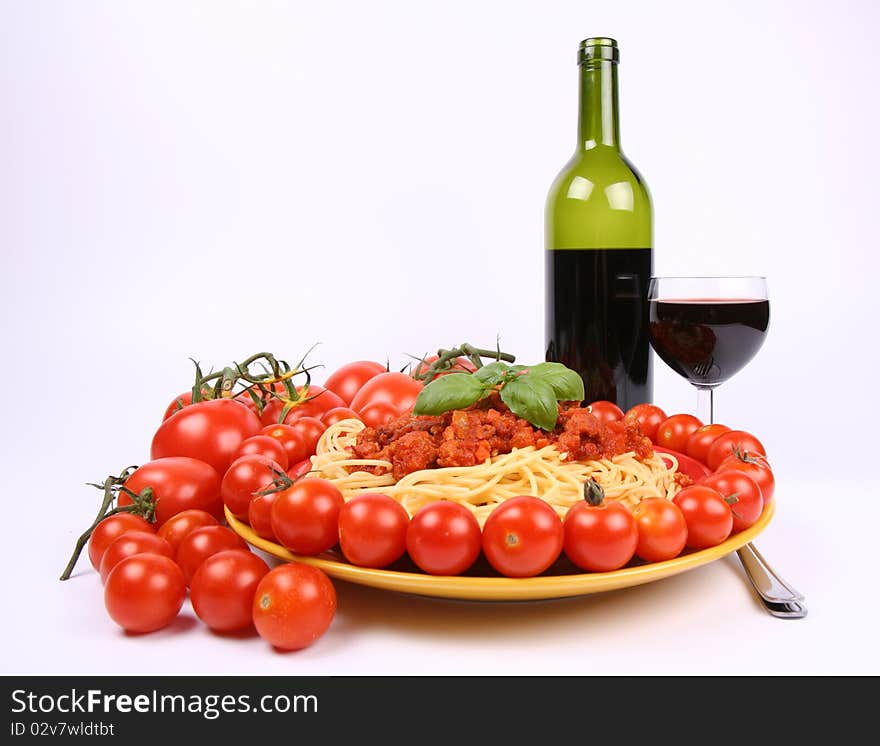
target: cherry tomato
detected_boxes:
[252,563,337,651]
[413,355,478,378]
[176,525,249,586]
[563,500,638,572]
[151,399,261,475]
[221,455,285,520]
[120,457,222,527]
[104,554,186,633]
[357,401,403,429]
[655,414,703,452]
[321,407,363,427]
[716,451,775,505]
[162,390,195,421]
[260,423,308,465]
[156,509,219,558]
[350,372,423,426]
[337,493,409,568]
[190,550,270,633]
[265,385,345,425]
[281,416,326,457]
[587,400,624,423]
[673,485,733,549]
[98,531,175,584]
[231,435,289,470]
[481,496,564,578]
[323,361,387,405]
[624,404,668,441]
[88,513,155,571]
[270,478,344,556]
[248,490,281,540]
[287,459,313,480]
[685,423,731,464]
[632,497,687,562]
[405,501,482,576]
[706,430,767,472]
[704,469,766,529]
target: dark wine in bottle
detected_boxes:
[545,38,653,411]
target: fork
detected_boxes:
[736,542,807,619]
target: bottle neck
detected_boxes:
[577,60,620,151]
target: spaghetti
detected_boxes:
[311,419,682,526]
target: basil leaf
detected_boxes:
[526,362,585,402]
[473,361,509,386]
[500,376,559,431]
[412,373,486,416]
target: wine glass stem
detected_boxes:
[696,386,715,425]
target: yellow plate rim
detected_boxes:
[226,500,775,601]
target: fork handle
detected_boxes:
[736,542,804,604]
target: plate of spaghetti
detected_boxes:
[227,405,775,601]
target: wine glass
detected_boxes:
[647,276,769,424]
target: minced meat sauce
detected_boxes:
[351,396,654,481]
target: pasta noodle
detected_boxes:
[311,419,682,526]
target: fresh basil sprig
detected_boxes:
[412,361,584,431]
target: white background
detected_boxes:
[2,0,878,674]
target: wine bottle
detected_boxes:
[545,37,653,411]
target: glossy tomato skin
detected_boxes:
[481,496,564,578]
[156,509,219,558]
[655,414,704,452]
[260,423,308,465]
[248,490,280,540]
[350,372,423,426]
[98,531,175,584]
[281,386,346,423]
[413,355,477,378]
[706,430,766,472]
[563,500,638,572]
[151,399,261,476]
[716,453,775,505]
[702,470,764,531]
[252,563,336,651]
[406,501,482,576]
[586,400,624,423]
[281,416,326,457]
[673,485,733,549]
[633,497,688,562]
[190,550,270,632]
[88,513,155,571]
[270,478,344,556]
[120,457,222,527]
[323,361,387,405]
[232,435,289,471]
[221,455,285,520]
[320,407,363,427]
[685,424,731,465]
[286,459,313,480]
[104,554,186,633]
[624,404,667,442]
[176,526,249,586]
[337,493,409,568]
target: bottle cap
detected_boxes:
[579,37,619,64]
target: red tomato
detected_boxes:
[104,554,185,633]
[357,401,403,429]
[190,550,270,633]
[655,414,703,452]
[120,457,222,527]
[337,493,409,568]
[252,563,336,651]
[624,404,668,441]
[270,478,344,556]
[323,361,387,405]
[672,485,733,549]
[481,496,564,578]
[260,423,308,465]
[563,500,638,572]
[685,423,731,464]
[654,447,712,483]
[632,497,687,562]
[176,526,249,586]
[98,531,175,584]
[163,391,195,421]
[263,385,345,425]
[350,372,423,425]
[156,509,219,558]
[705,469,768,529]
[248,490,280,540]
[405,501,482,576]
[151,399,261,475]
[221,455,285,520]
[232,435,289,470]
[413,355,478,378]
[716,452,775,505]
[287,459,313,480]
[88,513,155,571]
[706,430,767,472]
[320,407,363,427]
[281,416,326,457]
[586,400,624,423]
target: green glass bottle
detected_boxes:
[545,37,653,411]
